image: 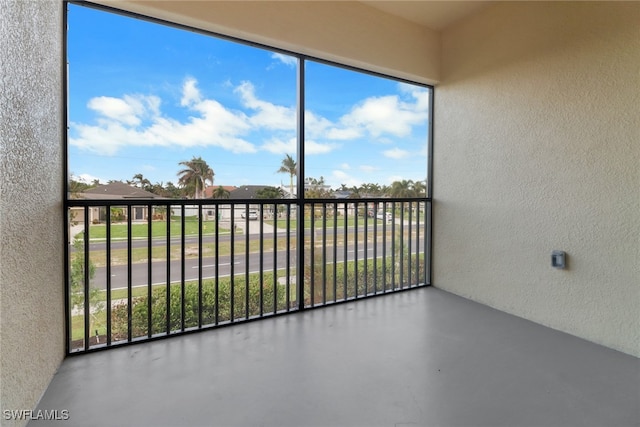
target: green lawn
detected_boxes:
[82,218,228,240]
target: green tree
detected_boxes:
[164,181,182,198]
[412,180,427,197]
[68,175,95,199]
[359,182,383,197]
[177,156,215,199]
[256,186,284,199]
[131,173,152,192]
[277,154,296,198]
[304,176,333,199]
[388,179,415,197]
[211,186,230,199]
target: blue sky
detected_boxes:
[67,3,430,191]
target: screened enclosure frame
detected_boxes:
[63,0,434,354]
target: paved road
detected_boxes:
[89,239,426,290]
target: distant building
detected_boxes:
[203,185,237,198]
[72,181,165,224]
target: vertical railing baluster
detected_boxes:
[382,201,387,293]
[245,203,250,320]
[322,203,327,305]
[286,204,291,312]
[423,200,433,285]
[83,207,90,351]
[408,201,413,288]
[399,203,404,289]
[272,203,278,314]
[414,201,420,286]
[373,202,378,295]
[180,206,185,331]
[214,204,220,325]
[296,200,304,311]
[147,204,152,338]
[165,205,171,334]
[416,202,427,285]
[333,202,338,303]
[364,203,368,296]
[353,202,359,299]
[230,205,235,322]
[310,203,315,307]
[127,205,132,342]
[391,201,396,291]
[343,202,348,301]
[413,202,420,285]
[259,204,264,317]
[198,204,203,328]
[106,206,112,345]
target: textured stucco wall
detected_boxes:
[0,0,65,424]
[91,0,441,85]
[434,2,639,357]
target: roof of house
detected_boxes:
[203,185,237,198]
[81,181,165,199]
[228,185,273,200]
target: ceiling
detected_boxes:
[360,1,493,31]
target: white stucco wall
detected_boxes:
[0,0,65,424]
[434,2,639,357]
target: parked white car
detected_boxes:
[241,210,259,220]
[377,211,392,222]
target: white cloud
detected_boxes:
[260,137,337,155]
[70,173,105,184]
[87,95,157,127]
[383,148,411,159]
[398,82,430,111]
[340,95,424,138]
[340,163,350,170]
[331,170,361,188]
[70,76,429,165]
[261,137,296,154]
[319,86,428,142]
[326,127,362,140]
[70,77,261,156]
[235,81,296,130]
[304,110,333,138]
[180,77,201,106]
[271,53,297,68]
[305,139,338,155]
[359,165,377,173]
[387,175,404,184]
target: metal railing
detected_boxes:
[65,197,431,353]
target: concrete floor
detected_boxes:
[32,287,639,427]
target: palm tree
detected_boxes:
[412,180,427,197]
[276,154,296,198]
[256,186,284,199]
[211,186,230,199]
[177,156,214,199]
[131,173,152,192]
[389,179,415,198]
